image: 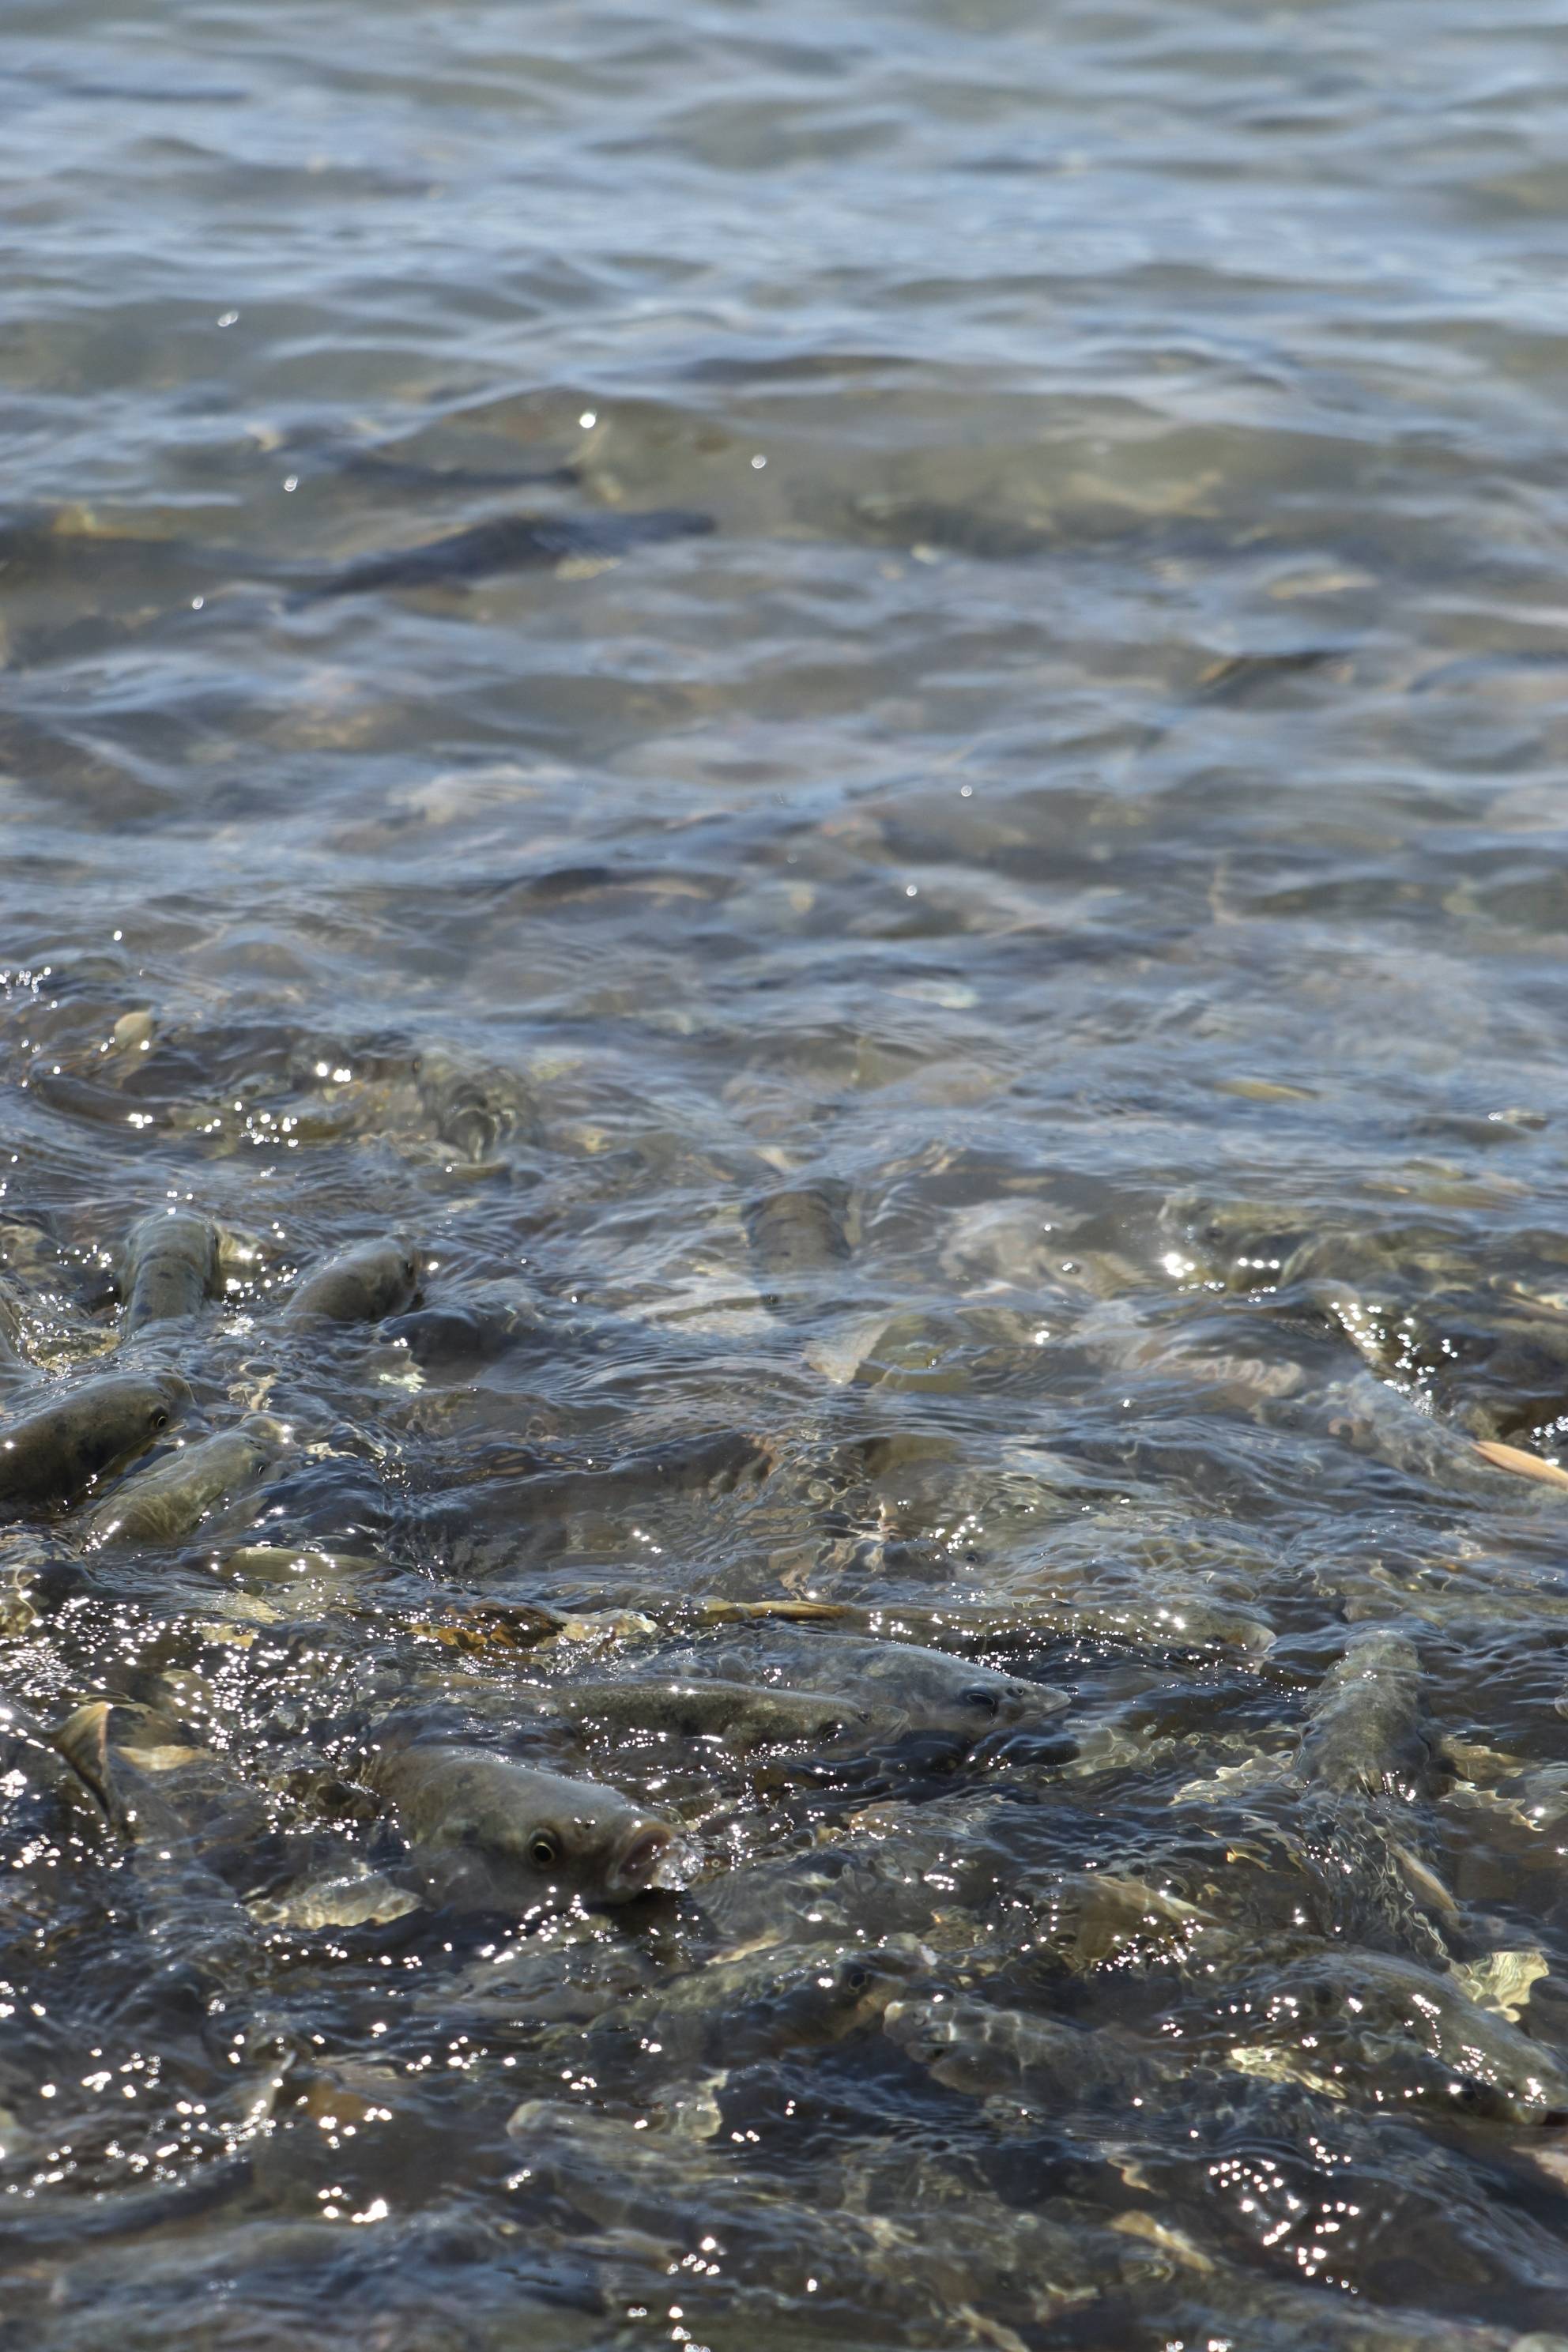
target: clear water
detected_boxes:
[6,2,1568,2345]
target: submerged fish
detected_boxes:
[363,1743,675,1913]
[537,1939,918,2078]
[413,1046,542,1160]
[775,1634,1069,1734]
[884,1992,1163,2107]
[744,1181,852,1314]
[285,1236,420,1325]
[119,1207,221,1334]
[380,1292,545,1369]
[0,1370,189,1516]
[1218,1947,1568,2126]
[1298,1626,1440,1801]
[85,1414,290,1547]
[700,1592,1275,1660]
[299,507,714,599]
[0,1274,27,1373]
[52,1699,272,1859]
[517,1675,876,1753]
[670,1626,1069,1736]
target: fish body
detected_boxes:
[86,1414,288,1547]
[0,1275,27,1371]
[1298,1627,1438,1800]
[1236,1948,1568,2125]
[507,1429,774,1517]
[724,1593,1274,1660]
[363,1742,674,1913]
[687,1630,1069,1738]
[0,1370,189,1516]
[285,1237,419,1325]
[120,1208,221,1332]
[522,1675,877,1753]
[53,1699,272,1856]
[413,1046,541,1159]
[380,1291,544,1368]
[544,1940,917,2079]
[884,1992,1163,2106]
[303,507,714,599]
[745,1181,852,1314]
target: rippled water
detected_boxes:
[7,2,1568,2346]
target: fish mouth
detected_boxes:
[609,1821,673,1895]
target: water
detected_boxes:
[6,0,1568,2343]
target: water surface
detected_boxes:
[6,3,1568,2346]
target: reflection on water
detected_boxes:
[6,1,1568,2345]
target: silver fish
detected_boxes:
[1298,1626,1440,1801]
[518,1675,877,1752]
[364,1743,675,1913]
[285,1236,420,1325]
[678,1629,1069,1737]
[85,1413,289,1547]
[0,1369,189,1516]
[120,1207,221,1333]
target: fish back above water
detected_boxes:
[119,1208,221,1335]
[0,1370,190,1516]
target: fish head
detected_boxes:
[390,1750,675,1913]
[882,1995,955,2067]
[115,1369,190,1456]
[884,1646,1068,1736]
[475,1773,674,1907]
[957,1669,1069,1730]
[793,1943,920,2039]
[149,1369,192,1425]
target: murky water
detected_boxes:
[6,2,1568,2345]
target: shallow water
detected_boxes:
[6,1,1568,2345]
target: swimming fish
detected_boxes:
[362,1743,675,1913]
[0,1370,190,1516]
[120,1207,221,1334]
[285,1237,420,1325]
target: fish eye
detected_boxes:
[529,1831,560,1871]
[151,1408,169,1430]
[963,1687,1001,1717]
[843,1963,869,1994]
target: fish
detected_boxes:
[0,1274,27,1373]
[361,1742,676,1913]
[379,1291,545,1369]
[85,1414,289,1547]
[514,1674,880,1753]
[296,507,714,599]
[669,1627,1069,1736]
[284,1236,420,1324]
[502,2094,1197,2336]
[1473,1437,1568,1490]
[694,1592,1276,1660]
[51,1702,269,1982]
[884,1992,1163,2108]
[771,1634,1069,1734]
[119,1207,221,1333]
[533,1939,918,2080]
[1298,1626,1442,1801]
[52,1700,281,1888]
[0,1369,189,1516]
[1208,1948,1568,2127]
[0,1690,103,1825]
[744,1181,852,1314]
[457,1428,775,1525]
[413,1045,542,1160]
[249,1862,421,1931]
